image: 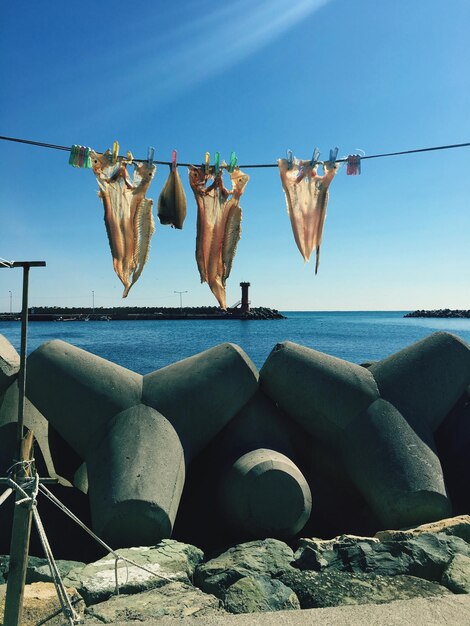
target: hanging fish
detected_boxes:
[91,150,156,297]
[189,165,249,310]
[278,157,337,273]
[157,164,187,229]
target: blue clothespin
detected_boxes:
[329,147,339,165]
[310,147,321,166]
[214,151,220,175]
[147,146,155,167]
[286,149,294,170]
[228,151,237,172]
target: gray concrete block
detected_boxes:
[219,449,312,538]
[143,343,259,459]
[26,340,142,458]
[259,341,380,445]
[0,334,19,394]
[340,399,451,528]
[369,332,470,433]
[87,404,185,548]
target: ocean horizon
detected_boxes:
[2,311,470,374]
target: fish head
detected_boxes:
[90,150,112,176]
[230,169,249,195]
[188,165,209,190]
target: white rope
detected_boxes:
[0,257,14,267]
[0,487,13,507]
[5,467,80,625]
[38,484,183,591]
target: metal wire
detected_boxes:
[1,134,470,168]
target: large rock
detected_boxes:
[0,555,85,585]
[276,569,450,609]
[294,532,470,583]
[223,575,300,613]
[441,554,470,594]
[0,582,85,625]
[84,581,224,622]
[375,515,470,543]
[194,539,294,599]
[64,540,203,606]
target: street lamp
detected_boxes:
[174,290,188,312]
[92,290,95,314]
[9,290,12,316]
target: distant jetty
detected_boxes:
[0,306,286,322]
[404,309,470,319]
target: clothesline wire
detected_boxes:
[1,134,470,168]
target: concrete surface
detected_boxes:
[88,594,470,625]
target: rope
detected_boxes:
[0,487,13,507]
[4,464,80,625]
[1,134,470,168]
[38,484,181,590]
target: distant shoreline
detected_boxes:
[404,309,470,319]
[0,306,286,322]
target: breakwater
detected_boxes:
[405,309,470,319]
[0,306,286,322]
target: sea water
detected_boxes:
[1,311,470,374]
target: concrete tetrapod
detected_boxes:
[259,341,451,529]
[219,448,312,538]
[25,340,184,547]
[86,404,185,547]
[369,332,470,434]
[142,342,259,460]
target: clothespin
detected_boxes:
[228,151,237,172]
[83,147,92,168]
[286,149,294,170]
[171,149,177,172]
[329,147,339,165]
[347,154,361,175]
[310,147,321,166]
[78,146,86,168]
[204,151,210,174]
[127,151,133,164]
[214,152,220,175]
[68,145,78,166]
[111,141,119,164]
[147,146,155,167]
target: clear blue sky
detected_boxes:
[1,0,469,311]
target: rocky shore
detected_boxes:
[0,516,469,623]
[405,309,470,319]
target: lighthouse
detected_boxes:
[240,282,251,313]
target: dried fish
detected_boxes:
[279,158,337,273]
[91,150,156,297]
[157,165,187,229]
[189,165,249,309]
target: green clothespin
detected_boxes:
[68,145,78,166]
[228,151,237,172]
[83,147,92,168]
[214,152,220,175]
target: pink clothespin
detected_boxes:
[171,149,177,172]
[347,155,361,175]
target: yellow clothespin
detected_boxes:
[204,151,210,175]
[127,151,133,164]
[112,141,119,164]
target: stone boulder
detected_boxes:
[441,554,470,594]
[0,555,85,585]
[223,575,300,613]
[64,540,203,605]
[83,581,224,622]
[0,582,84,625]
[276,569,450,609]
[194,539,294,599]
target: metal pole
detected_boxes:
[9,290,12,315]
[92,290,95,314]
[1,260,45,626]
[174,290,187,312]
